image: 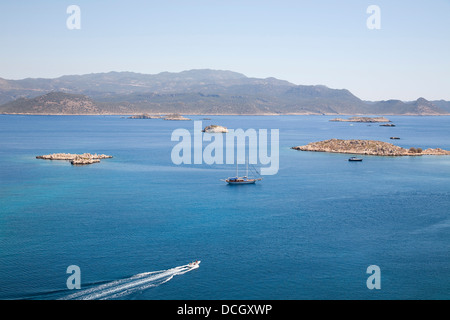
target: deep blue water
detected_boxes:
[0,115,449,300]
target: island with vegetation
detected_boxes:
[292,139,450,156]
[36,153,113,165]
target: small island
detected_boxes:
[163,113,191,121]
[202,125,228,133]
[292,139,450,156]
[36,153,113,165]
[127,113,191,120]
[128,113,162,119]
[330,117,391,123]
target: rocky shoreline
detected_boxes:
[202,125,228,133]
[127,113,191,120]
[36,153,113,165]
[128,114,163,119]
[330,117,391,123]
[163,113,191,121]
[292,139,450,156]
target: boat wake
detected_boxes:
[60,263,199,300]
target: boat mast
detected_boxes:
[246,154,249,177]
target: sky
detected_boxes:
[0,0,449,101]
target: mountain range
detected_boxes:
[0,69,449,115]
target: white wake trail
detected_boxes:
[60,264,198,300]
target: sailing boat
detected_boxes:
[222,158,262,185]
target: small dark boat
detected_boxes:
[380,123,396,127]
[348,157,363,162]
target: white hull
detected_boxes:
[188,260,201,268]
[223,160,262,185]
[226,179,257,185]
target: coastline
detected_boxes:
[1,113,450,116]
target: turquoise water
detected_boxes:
[0,115,449,299]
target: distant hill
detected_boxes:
[368,98,447,115]
[0,69,448,115]
[0,92,132,115]
[430,100,450,113]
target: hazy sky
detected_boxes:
[1,0,449,101]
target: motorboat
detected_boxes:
[188,260,201,268]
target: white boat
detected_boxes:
[188,260,201,268]
[225,177,261,184]
[222,158,262,185]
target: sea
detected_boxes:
[0,115,449,300]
